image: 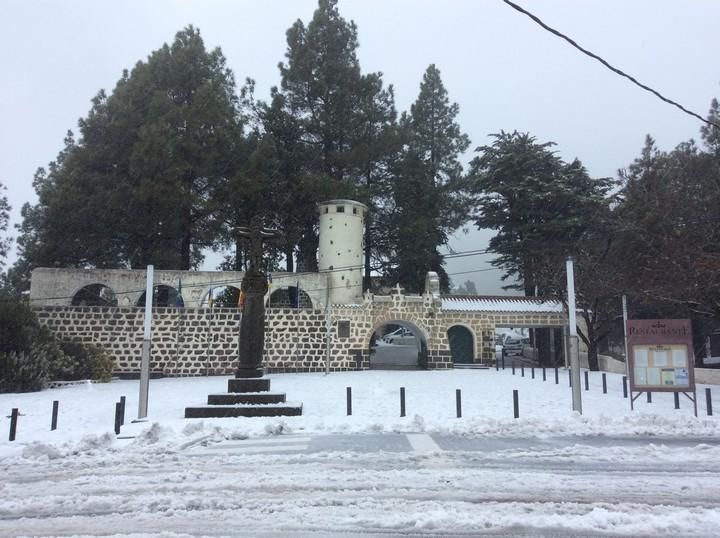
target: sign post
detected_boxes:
[566,258,582,414]
[138,265,153,420]
[626,319,697,416]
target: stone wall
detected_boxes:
[34,294,568,376]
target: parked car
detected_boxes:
[502,337,526,357]
[382,327,417,346]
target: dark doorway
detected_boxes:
[448,325,474,364]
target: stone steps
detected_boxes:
[185,376,302,418]
[185,403,302,418]
[207,393,286,405]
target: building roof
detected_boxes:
[441,295,565,313]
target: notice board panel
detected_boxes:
[627,319,695,392]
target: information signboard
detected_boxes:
[626,319,697,416]
[627,319,695,392]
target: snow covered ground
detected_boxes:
[1,369,719,536]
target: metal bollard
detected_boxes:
[674,392,680,410]
[114,402,122,435]
[9,408,18,442]
[584,371,589,391]
[602,374,607,394]
[707,388,713,416]
[647,392,652,403]
[555,367,559,384]
[119,396,126,426]
[569,369,572,387]
[521,365,525,377]
[531,367,535,379]
[400,387,406,417]
[512,362,515,375]
[456,389,462,418]
[622,376,628,398]
[513,390,519,419]
[346,387,352,416]
[542,367,546,381]
[51,401,59,431]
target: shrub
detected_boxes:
[55,341,114,382]
[0,349,48,393]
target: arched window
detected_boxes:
[136,285,180,307]
[267,287,313,309]
[72,284,118,306]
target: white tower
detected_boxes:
[317,199,368,305]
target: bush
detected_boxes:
[0,349,49,393]
[54,341,114,382]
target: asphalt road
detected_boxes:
[2,433,720,537]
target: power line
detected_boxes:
[502,0,720,130]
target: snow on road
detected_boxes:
[1,369,719,536]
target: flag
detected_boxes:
[268,273,273,289]
[208,288,214,308]
[175,278,185,308]
[238,289,245,312]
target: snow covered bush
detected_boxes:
[0,349,49,393]
[54,341,114,382]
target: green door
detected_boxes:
[448,326,474,364]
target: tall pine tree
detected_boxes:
[389,64,470,292]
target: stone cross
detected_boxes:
[235,217,281,379]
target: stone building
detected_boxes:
[29,199,569,376]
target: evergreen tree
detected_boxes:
[15,26,242,274]
[470,131,611,295]
[269,0,399,276]
[0,181,10,269]
[389,64,470,293]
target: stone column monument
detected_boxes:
[235,217,280,379]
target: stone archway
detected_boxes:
[447,325,475,364]
[71,284,118,306]
[267,286,313,309]
[368,319,428,370]
[136,285,180,307]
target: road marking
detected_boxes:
[406,433,442,453]
[204,436,312,449]
[187,444,309,456]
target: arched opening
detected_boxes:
[136,285,181,307]
[202,286,242,308]
[369,320,427,370]
[448,325,475,364]
[267,286,313,309]
[71,284,118,306]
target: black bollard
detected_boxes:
[512,362,515,375]
[602,374,607,394]
[555,367,559,384]
[542,367,546,382]
[119,396,126,426]
[456,389,462,418]
[647,392,652,403]
[521,365,525,377]
[496,360,499,371]
[674,392,680,410]
[502,356,505,370]
[622,376,628,398]
[51,400,59,431]
[9,408,18,442]
[584,371,589,391]
[114,402,122,435]
[513,390,519,419]
[346,387,352,416]
[531,367,535,379]
[400,387,406,417]
[707,388,713,416]
[569,369,572,387]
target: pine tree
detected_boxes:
[389,64,470,293]
[15,26,242,273]
[0,181,10,269]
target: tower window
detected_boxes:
[352,207,357,215]
[336,206,345,213]
[324,207,328,214]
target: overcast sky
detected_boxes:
[2,0,719,293]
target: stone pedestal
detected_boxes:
[184,376,302,418]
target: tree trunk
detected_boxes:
[234,239,244,271]
[587,340,600,371]
[285,246,294,273]
[180,232,191,270]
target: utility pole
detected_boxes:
[566,258,582,414]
